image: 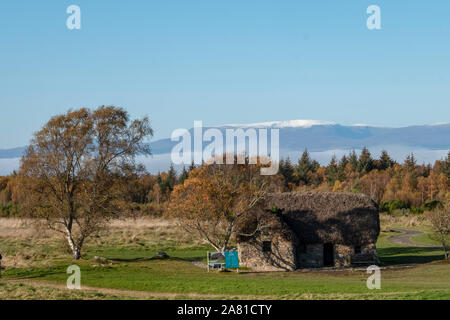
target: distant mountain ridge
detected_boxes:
[149,122,450,155]
[0,147,27,159]
[1,122,449,159]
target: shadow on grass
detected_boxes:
[5,269,66,280]
[107,256,204,263]
[378,246,445,266]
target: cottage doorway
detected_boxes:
[323,243,334,267]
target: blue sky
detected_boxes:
[1,0,450,148]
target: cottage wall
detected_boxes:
[296,244,379,268]
[238,236,297,271]
[295,244,324,268]
[240,241,380,271]
[350,243,379,265]
[334,244,353,267]
[236,192,380,271]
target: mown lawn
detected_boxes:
[4,239,450,300]
[410,232,442,247]
[376,231,446,265]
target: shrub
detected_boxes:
[0,204,20,217]
[380,200,409,213]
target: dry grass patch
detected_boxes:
[379,214,429,233]
[90,217,204,249]
[0,281,132,300]
[0,217,204,269]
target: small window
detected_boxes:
[298,244,307,254]
[354,246,362,254]
[262,241,272,253]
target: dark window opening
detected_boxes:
[323,243,334,267]
[295,244,307,269]
[354,246,362,254]
[262,241,272,253]
[298,244,307,253]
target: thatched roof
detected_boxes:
[239,191,380,245]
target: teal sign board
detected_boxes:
[224,251,239,269]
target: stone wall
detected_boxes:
[240,241,380,271]
[350,243,380,265]
[334,244,353,267]
[296,243,379,268]
[238,236,297,271]
[295,244,324,268]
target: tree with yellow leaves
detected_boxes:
[168,156,273,252]
[359,169,390,204]
[19,106,153,259]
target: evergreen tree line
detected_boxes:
[278,148,450,212]
[1,149,449,216]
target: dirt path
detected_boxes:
[2,278,270,300]
[3,278,433,300]
[389,229,439,248]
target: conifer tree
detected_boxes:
[357,147,374,173]
[442,151,450,179]
[404,153,417,171]
[296,150,313,185]
[338,155,348,181]
[178,166,189,185]
[188,161,196,172]
[348,150,359,171]
[279,157,295,187]
[166,164,178,192]
[326,155,339,186]
[379,150,395,170]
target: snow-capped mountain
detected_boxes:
[147,121,450,154]
[0,121,449,174]
[221,120,336,128]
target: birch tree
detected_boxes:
[426,202,450,259]
[19,106,152,259]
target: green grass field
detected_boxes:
[1,217,449,300]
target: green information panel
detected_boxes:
[224,251,239,269]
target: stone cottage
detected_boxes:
[237,192,380,271]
